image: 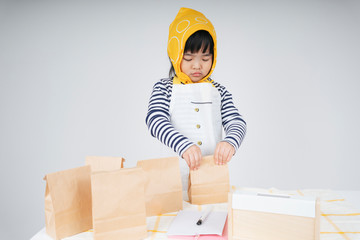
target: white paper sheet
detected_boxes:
[166,210,227,236]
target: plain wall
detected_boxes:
[0,0,359,239]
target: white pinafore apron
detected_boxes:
[169,82,223,190]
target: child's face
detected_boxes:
[180,48,213,82]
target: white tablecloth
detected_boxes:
[31,188,360,240]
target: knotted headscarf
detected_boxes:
[167,8,217,84]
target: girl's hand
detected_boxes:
[214,141,235,165]
[182,145,202,170]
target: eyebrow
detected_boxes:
[184,53,212,56]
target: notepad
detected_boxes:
[167,209,227,238]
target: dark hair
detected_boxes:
[169,30,214,78]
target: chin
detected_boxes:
[191,78,202,83]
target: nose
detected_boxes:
[192,59,201,69]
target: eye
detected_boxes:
[183,58,192,61]
[202,58,210,62]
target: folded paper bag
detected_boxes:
[91,167,147,240]
[44,165,92,240]
[85,156,124,172]
[188,155,230,205]
[137,156,183,216]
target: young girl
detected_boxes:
[146,8,246,187]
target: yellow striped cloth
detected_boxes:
[63,188,360,240]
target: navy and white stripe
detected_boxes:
[212,81,247,152]
[145,78,246,157]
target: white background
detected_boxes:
[1,0,359,239]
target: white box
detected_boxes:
[228,190,320,240]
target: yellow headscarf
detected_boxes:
[167,8,217,84]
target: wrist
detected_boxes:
[180,143,196,158]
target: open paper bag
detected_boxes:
[85,156,124,172]
[137,156,183,216]
[91,167,147,240]
[44,165,92,240]
[188,155,230,204]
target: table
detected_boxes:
[31,188,360,240]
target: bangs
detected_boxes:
[184,30,214,54]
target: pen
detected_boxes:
[196,206,214,225]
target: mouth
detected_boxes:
[191,72,202,77]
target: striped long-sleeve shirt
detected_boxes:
[146,78,246,157]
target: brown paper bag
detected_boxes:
[44,165,92,240]
[85,156,124,172]
[91,167,147,240]
[188,155,230,204]
[137,157,183,216]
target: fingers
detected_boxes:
[214,143,220,165]
[215,143,225,165]
[224,147,233,163]
[191,150,201,170]
[193,146,201,170]
[182,145,202,170]
[184,142,236,169]
[215,142,235,165]
[188,154,197,170]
